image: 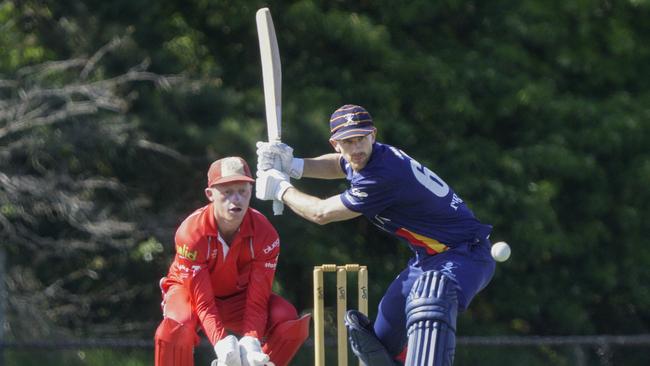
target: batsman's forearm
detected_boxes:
[281,187,358,225]
[281,188,329,224]
[302,153,345,179]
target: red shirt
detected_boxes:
[162,204,279,345]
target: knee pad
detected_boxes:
[155,318,198,366]
[404,271,458,366]
[345,310,397,366]
[155,318,198,345]
[263,314,311,366]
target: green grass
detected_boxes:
[6,349,150,366]
[4,343,650,365]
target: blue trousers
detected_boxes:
[374,239,496,356]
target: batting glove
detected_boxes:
[212,335,242,366]
[256,141,304,179]
[255,169,292,202]
[238,336,274,366]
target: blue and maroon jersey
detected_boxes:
[339,142,491,256]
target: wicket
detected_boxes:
[313,264,368,366]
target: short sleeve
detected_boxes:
[340,174,398,217]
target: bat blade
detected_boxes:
[256,7,284,215]
[256,8,282,142]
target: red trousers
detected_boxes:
[154,284,310,366]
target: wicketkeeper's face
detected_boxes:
[205,181,252,222]
[331,132,376,172]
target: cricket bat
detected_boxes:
[256,7,284,215]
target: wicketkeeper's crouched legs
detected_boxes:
[155,318,199,366]
[220,292,310,366]
[155,284,200,366]
[154,282,309,366]
[262,314,311,366]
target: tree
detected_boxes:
[0,36,191,339]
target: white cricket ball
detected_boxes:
[491,241,511,262]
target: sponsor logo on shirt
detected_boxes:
[343,191,360,205]
[263,238,280,254]
[176,244,198,261]
[177,264,202,275]
[264,261,277,269]
[350,188,368,198]
[178,264,190,273]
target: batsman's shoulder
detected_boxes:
[356,164,399,188]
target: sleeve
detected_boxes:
[339,155,353,180]
[340,173,399,217]
[173,230,227,345]
[339,156,347,175]
[242,223,280,338]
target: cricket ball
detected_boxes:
[491,241,511,262]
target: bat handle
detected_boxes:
[272,149,284,215]
[273,199,284,216]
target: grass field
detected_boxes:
[4,342,650,366]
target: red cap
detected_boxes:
[207,157,255,187]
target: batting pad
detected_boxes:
[404,271,459,366]
[345,309,397,366]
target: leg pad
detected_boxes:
[404,271,458,366]
[263,314,311,366]
[154,318,197,366]
[345,309,397,366]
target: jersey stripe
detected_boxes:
[395,228,449,255]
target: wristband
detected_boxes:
[276,180,293,201]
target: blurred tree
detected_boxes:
[0,35,193,338]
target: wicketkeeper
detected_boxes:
[154,157,310,366]
[256,105,496,366]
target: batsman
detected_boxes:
[256,105,496,366]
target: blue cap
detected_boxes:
[329,104,375,140]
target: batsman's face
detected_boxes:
[205,181,252,222]
[331,132,376,171]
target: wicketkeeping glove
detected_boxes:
[256,141,304,179]
[238,336,274,366]
[212,335,242,366]
[255,169,292,202]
